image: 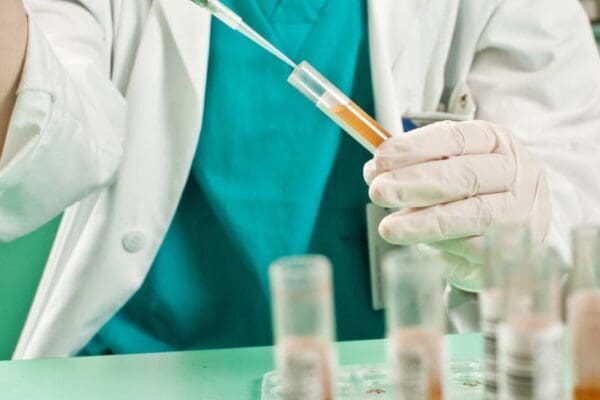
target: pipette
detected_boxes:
[190,0,296,68]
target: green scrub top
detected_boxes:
[82,0,392,355]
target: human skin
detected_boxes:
[0,0,28,155]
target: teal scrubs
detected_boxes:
[82,0,388,355]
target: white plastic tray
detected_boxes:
[261,360,484,399]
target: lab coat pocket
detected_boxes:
[404,82,477,126]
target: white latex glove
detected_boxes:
[364,120,551,291]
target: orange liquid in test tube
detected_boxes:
[574,387,600,400]
[332,102,392,150]
[289,62,392,153]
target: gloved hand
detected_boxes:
[364,120,551,291]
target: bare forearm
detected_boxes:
[0,0,28,153]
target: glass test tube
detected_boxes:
[288,62,392,154]
[480,226,531,400]
[498,247,564,400]
[384,248,445,400]
[270,255,337,400]
[569,227,600,400]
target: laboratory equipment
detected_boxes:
[569,227,600,400]
[383,248,445,400]
[262,361,484,400]
[498,247,564,400]
[189,0,392,153]
[269,255,337,400]
[288,62,392,154]
[479,226,531,400]
[189,0,296,68]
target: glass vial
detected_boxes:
[569,227,600,400]
[384,247,445,400]
[498,247,564,400]
[270,255,337,400]
[480,226,531,399]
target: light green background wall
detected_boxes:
[0,217,60,359]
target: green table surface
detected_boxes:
[0,333,483,400]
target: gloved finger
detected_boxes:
[369,153,514,208]
[428,236,485,266]
[363,159,378,185]
[378,192,513,245]
[374,120,498,173]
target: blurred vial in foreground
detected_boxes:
[269,255,337,400]
[569,227,600,400]
[498,247,564,400]
[480,226,531,400]
[384,248,445,400]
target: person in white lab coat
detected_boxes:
[1,0,599,359]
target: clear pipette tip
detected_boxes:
[191,0,297,69]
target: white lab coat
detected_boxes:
[4,0,600,359]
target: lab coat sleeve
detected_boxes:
[467,0,600,260]
[0,1,125,242]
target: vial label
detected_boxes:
[482,317,500,398]
[389,330,442,400]
[500,322,563,400]
[277,339,333,400]
[393,346,429,399]
[480,289,503,399]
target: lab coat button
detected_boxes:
[122,232,146,253]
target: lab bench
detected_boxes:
[0,334,483,400]
[0,333,575,399]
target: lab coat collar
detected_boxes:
[158,0,212,96]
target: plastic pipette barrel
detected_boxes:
[289,62,392,154]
